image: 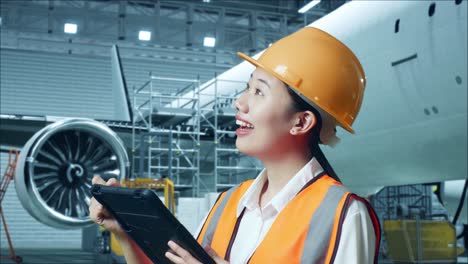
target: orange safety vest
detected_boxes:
[197,173,381,264]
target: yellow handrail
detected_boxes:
[121,178,176,215]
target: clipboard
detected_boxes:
[91,184,215,264]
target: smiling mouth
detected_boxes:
[236,119,254,129]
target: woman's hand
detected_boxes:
[89,176,127,239]
[165,240,228,264]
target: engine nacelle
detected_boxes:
[15,118,129,229]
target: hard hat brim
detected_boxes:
[237,51,356,134]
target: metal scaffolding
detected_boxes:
[131,72,263,196]
[371,184,433,220]
[132,74,202,197]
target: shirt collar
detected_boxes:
[236,157,324,217]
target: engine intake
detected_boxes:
[15,118,129,229]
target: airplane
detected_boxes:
[168,0,468,220]
[1,0,466,230]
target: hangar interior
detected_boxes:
[0,0,467,263]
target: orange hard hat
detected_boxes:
[237,27,366,134]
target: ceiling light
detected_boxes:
[138,30,151,41]
[203,36,216,47]
[203,0,210,2]
[298,0,321,14]
[64,23,77,34]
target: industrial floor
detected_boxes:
[1,249,467,264]
[0,249,111,264]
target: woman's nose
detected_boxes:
[234,93,248,113]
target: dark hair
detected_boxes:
[286,86,341,182]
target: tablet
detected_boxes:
[91,184,215,264]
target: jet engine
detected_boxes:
[14,118,129,229]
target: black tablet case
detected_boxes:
[91,184,215,264]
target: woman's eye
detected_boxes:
[255,89,263,96]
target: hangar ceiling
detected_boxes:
[0,0,346,62]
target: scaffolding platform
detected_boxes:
[136,106,196,128]
[201,107,236,128]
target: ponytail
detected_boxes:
[286,86,341,182]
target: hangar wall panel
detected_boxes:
[0,153,83,249]
[0,48,226,120]
[0,49,113,119]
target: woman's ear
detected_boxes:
[290,111,316,135]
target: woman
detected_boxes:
[90,27,381,264]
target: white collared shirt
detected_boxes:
[197,158,376,264]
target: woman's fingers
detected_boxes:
[106,177,120,187]
[166,241,229,264]
[204,245,228,264]
[165,251,185,264]
[92,175,120,187]
[89,176,122,234]
[88,197,102,223]
[166,241,202,264]
[92,175,105,185]
[165,241,229,264]
[89,197,108,225]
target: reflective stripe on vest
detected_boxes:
[301,184,347,263]
[197,180,254,255]
[198,184,241,247]
[197,175,380,263]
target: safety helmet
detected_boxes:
[237,27,365,134]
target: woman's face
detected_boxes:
[234,68,297,159]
